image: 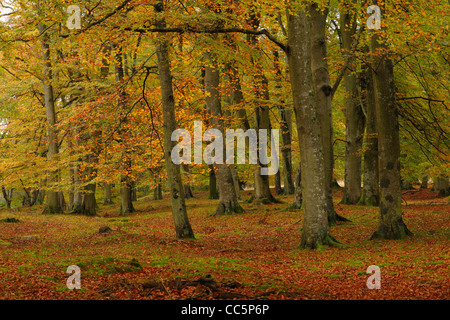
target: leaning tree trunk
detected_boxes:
[287,9,339,248]
[369,2,412,240]
[204,51,243,215]
[340,6,365,205]
[309,2,348,225]
[38,24,63,214]
[154,1,195,238]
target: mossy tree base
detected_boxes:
[370,220,413,240]
[357,191,379,206]
[328,211,351,226]
[299,233,343,249]
[247,193,282,205]
[210,201,244,216]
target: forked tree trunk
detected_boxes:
[287,10,339,248]
[369,2,412,240]
[154,1,195,238]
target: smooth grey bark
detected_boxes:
[369,2,412,240]
[154,2,195,238]
[340,5,365,205]
[360,53,379,206]
[248,21,278,205]
[38,24,63,214]
[204,51,243,215]
[287,9,339,248]
[103,183,113,205]
[309,2,348,225]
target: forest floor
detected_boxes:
[0,188,448,300]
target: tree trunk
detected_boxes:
[182,164,194,199]
[209,165,219,199]
[154,2,195,238]
[369,2,412,240]
[435,176,450,197]
[204,51,243,215]
[309,2,348,225]
[153,183,163,200]
[38,24,63,214]
[22,188,32,207]
[1,186,11,209]
[420,176,428,190]
[291,162,303,209]
[120,172,135,215]
[103,183,113,205]
[274,50,294,195]
[287,9,338,248]
[360,52,379,206]
[248,19,277,205]
[340,6,365,205]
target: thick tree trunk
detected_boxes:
[309,3,348,225]
[435,176,450,197]
[120,172,135,215]
[22,188,32,207]
[204,51,243,215]
[340,7,365,205]
[369,4,412,240]
[360,54,379,206]
[287,10,338,248]
[38,24,63,214]
[154,2,195,238]
[103,183,113,205]
[81,182,96,216]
